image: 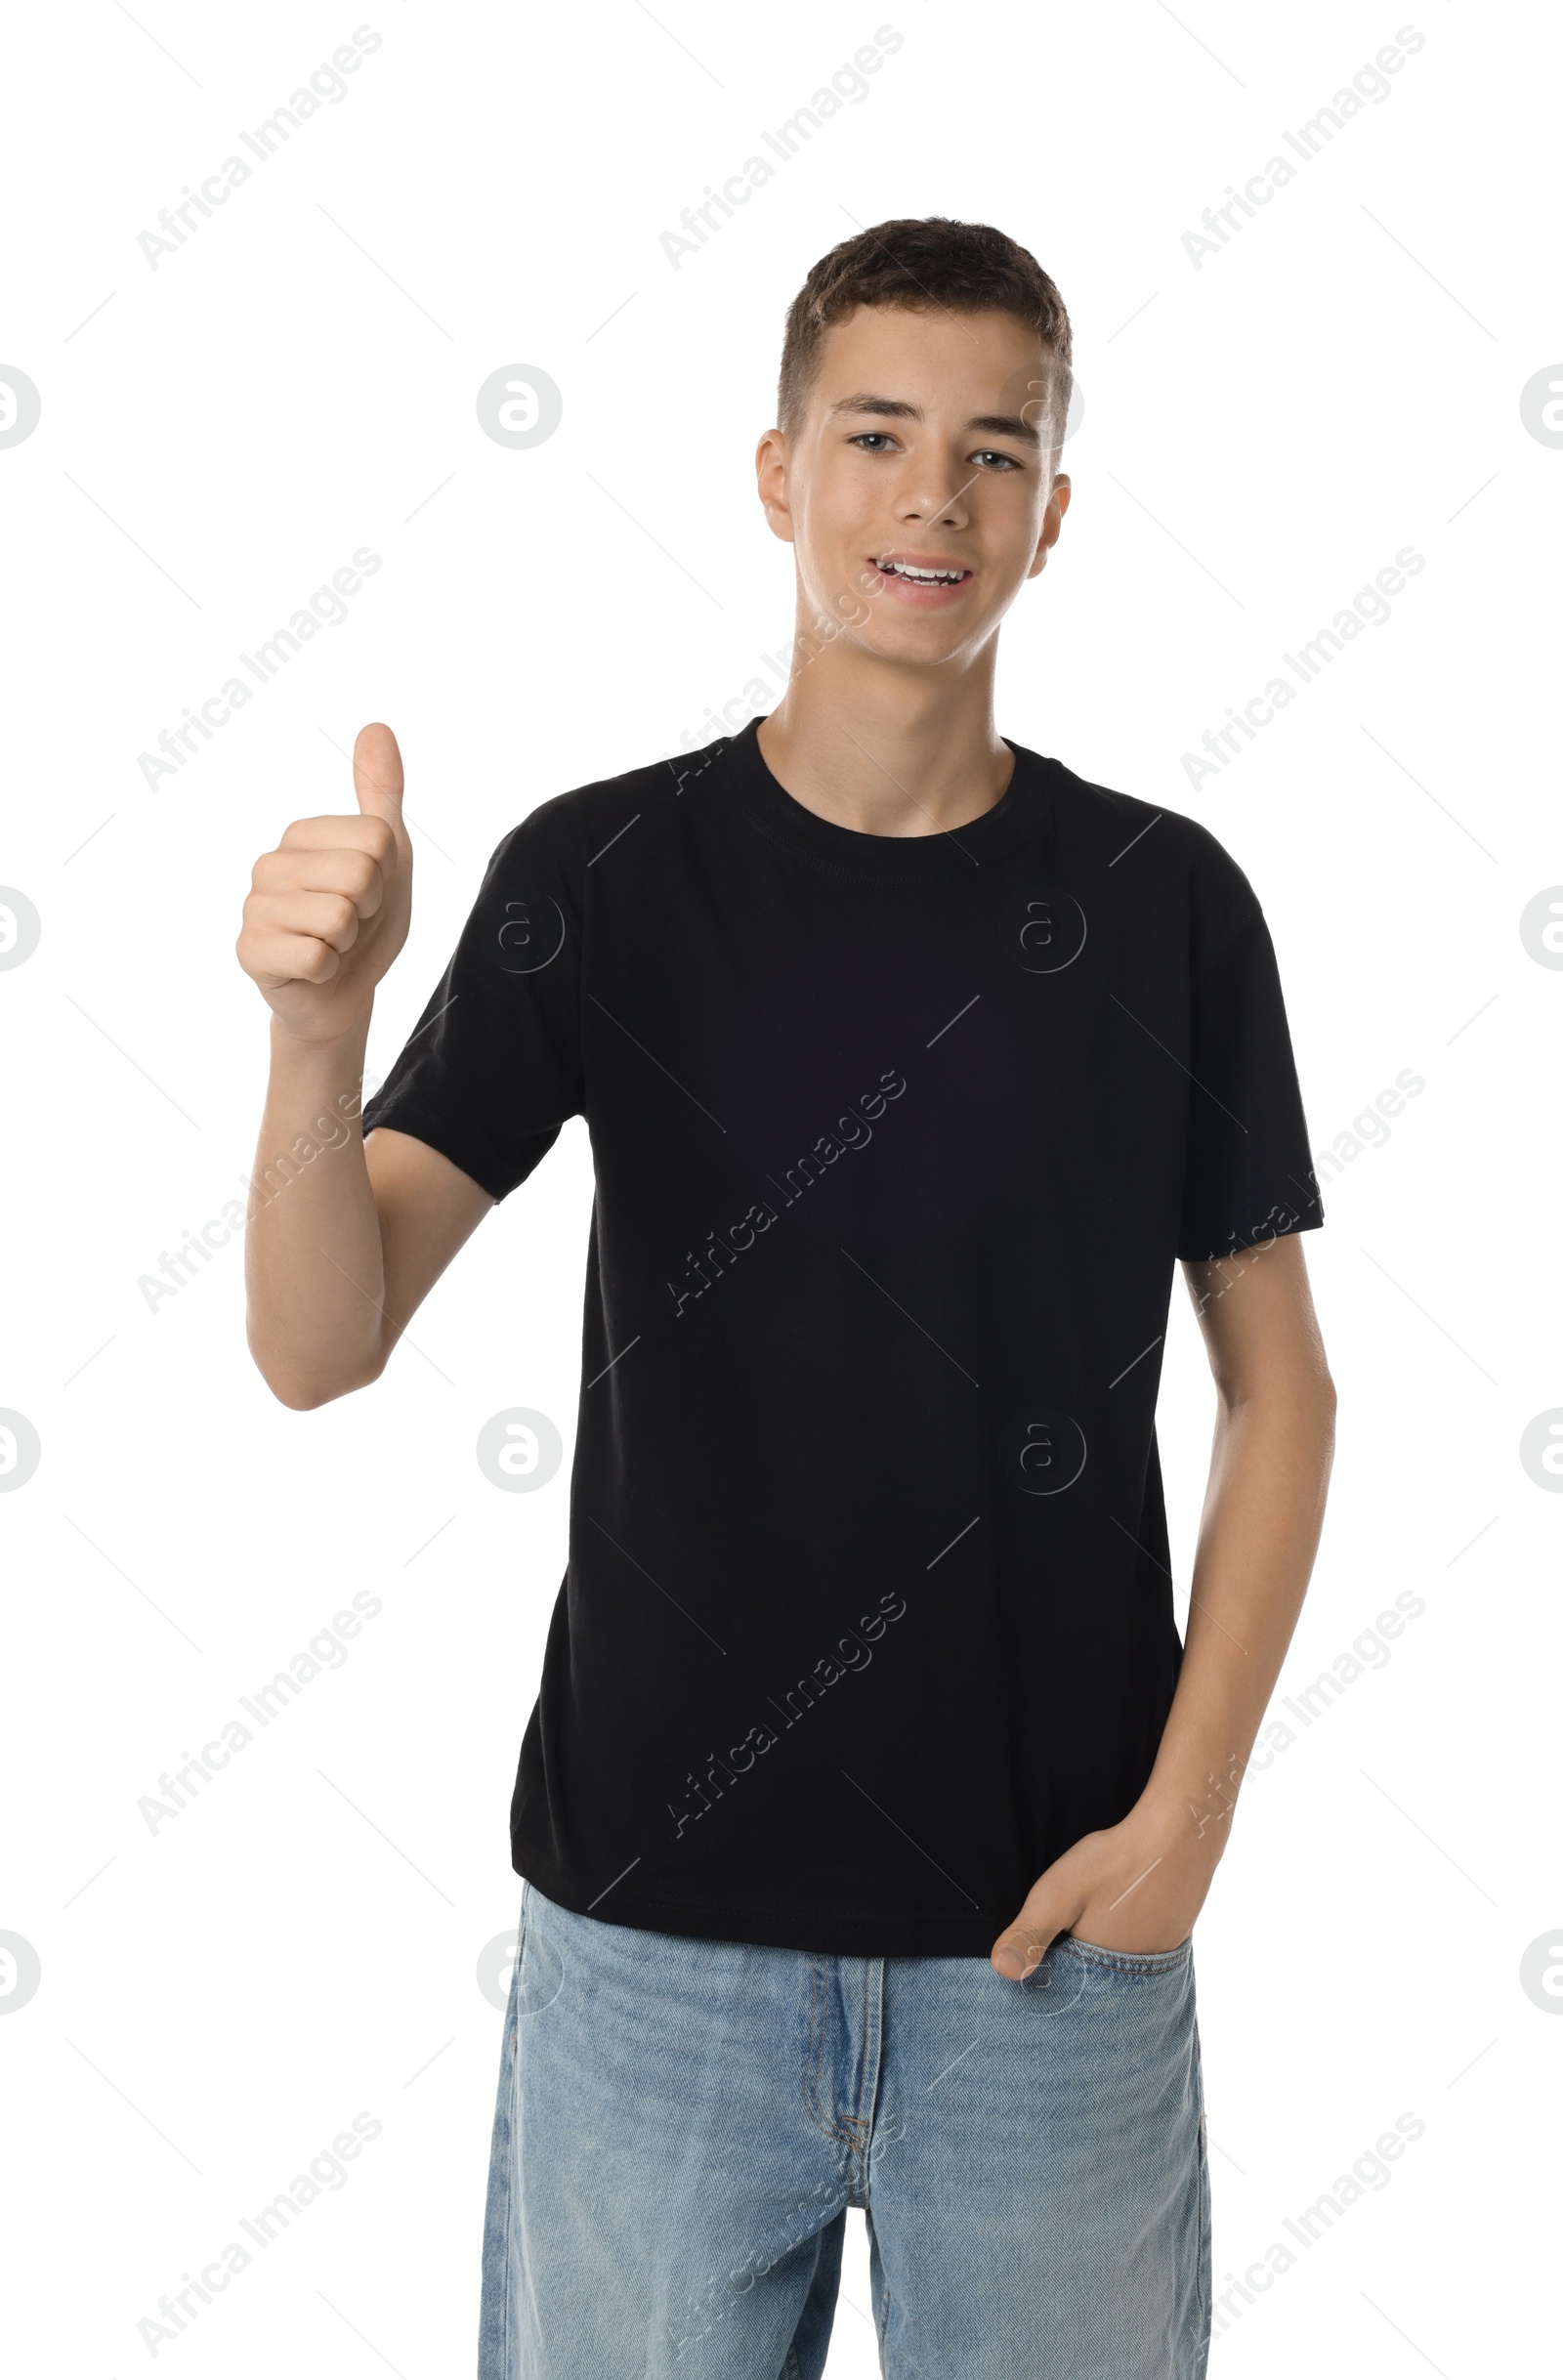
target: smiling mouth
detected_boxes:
[872,557,972,585]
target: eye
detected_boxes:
[847,431,901,452]
[970,448,1022,471]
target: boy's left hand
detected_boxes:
[990,1797,1226,1980]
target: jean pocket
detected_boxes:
[1063,1931,1192,1975]
[512,1884,566,2017]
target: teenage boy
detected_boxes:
[237,218,1334,2379]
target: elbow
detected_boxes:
[248,1335,384,1410]
[1319,1365,1338,1455]
[262,1373,336,1412]
[261,1369,379,1411]
[1289,1365,1337,1480]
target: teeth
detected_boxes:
[879,560,965,582]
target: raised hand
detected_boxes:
[235,722,413,1043]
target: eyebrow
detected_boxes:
[826,392,1042,446]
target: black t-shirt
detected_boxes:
[361,718,1322,1956]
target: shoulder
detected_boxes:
[1038,752,1268,970]
[482,736,728,879]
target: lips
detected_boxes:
[867,551,975,607]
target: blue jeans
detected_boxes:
[479,1883,1209,2377]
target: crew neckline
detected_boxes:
[719,713,1049,881]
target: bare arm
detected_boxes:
[992,1230,1336,1976]
[236,724,494,1409]
[244,1033,492,1406]
[1141,1232,1336,1831]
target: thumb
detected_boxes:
[991,1861,1078,1982]
[353,721,404,823]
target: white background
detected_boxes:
[2,0,1558,2371]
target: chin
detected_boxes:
[862,624,980,669]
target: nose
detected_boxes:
[898,466,971,530]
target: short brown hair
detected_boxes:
[777,217,1073,449]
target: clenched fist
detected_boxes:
[236,722,412,1042]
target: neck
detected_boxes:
[755,614,1013,838]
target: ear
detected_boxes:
[755,427,797,546]
[1027,471,1071,579]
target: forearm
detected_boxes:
[243,1013,386,1406]
[1142,1373,1335,1842]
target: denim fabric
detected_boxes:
[479,1882,1209,2378]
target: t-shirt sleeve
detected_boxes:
[359,804,583,1202]
[1176,908,1323,1262]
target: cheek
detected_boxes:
[985,476,1046,540]
[795,485,881,593]
[802,462,879,542]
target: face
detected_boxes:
[756,304,1071,669]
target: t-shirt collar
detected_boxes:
[718,714,1048,881]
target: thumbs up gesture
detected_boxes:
[236,723,414,1041]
